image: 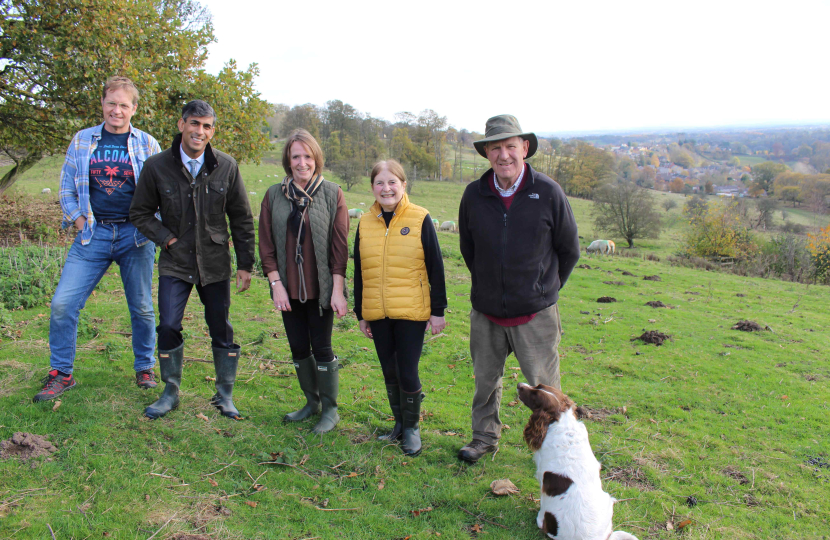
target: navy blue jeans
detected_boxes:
[49,223,155,374]
[156,276,234,351]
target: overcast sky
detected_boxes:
[201,0,830,135]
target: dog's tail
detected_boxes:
[608,532,639,540]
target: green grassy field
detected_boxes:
[1,156,829,539]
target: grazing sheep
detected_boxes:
[41,188,52,194]
[432,218,439,228]
[440,220,457,232]
[586,239,614,254]
[348,208,365,219]
[607,240,616,254]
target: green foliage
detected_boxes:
[0,245,66,309]
[0,0,270,193]
[554,141,615,198]
[683,200,757,259]
[749,162,788,196]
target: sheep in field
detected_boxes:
[348,208,364,219]
[586,239,615,254]
[439,221,457,232]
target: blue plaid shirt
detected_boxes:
[59,123,161,245]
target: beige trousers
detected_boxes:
[469,304,562,445]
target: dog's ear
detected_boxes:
[523,409,550,451]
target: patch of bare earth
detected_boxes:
[632,331,671,346]
[596,297,617,303]
[643,275,661,281]
[576,406,627,421]
[188,501,232,531]
[645,301,666,308]
[603,465,653,491]
[0,194,66,246]
[603,281,625,286]
[0,432,57,461]
[722,465,750,485]
[621,271,636,276]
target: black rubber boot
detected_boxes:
[377,383,402,441]
[145,343,183,419]
[210,345,242,420]
[312,357,340,434]
[284,355,320,422]
[400,389,424,456]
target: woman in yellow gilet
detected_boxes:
[353,160,447,456]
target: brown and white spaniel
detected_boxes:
[517,383,638,540]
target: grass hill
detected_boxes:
[0,153,828,539]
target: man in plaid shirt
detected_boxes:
[33,77,162,403]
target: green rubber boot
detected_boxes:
[377,383,403,441]
[400,389,424,456]
[210,346,242,420]
[284,355,320,422]
[145,343,183,419]
[312,357,340,434]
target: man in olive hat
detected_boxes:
[457,114,580,463]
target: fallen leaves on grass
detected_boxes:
[52,400,61,411]
[378,479,385,490]
[490,479,519,496]
[196,413,210,422]
[244,500,257,508]
[207,477,218,487]
[410,506,433,517]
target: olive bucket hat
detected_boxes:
[473,114,538,159]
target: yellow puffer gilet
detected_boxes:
[359,193,431,322]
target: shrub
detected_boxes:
[683,200,757,260]
[780,221,806,235]
[758,234,812,281]
[0,245,67,309]
[807,224,830,282]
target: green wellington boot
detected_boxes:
[145,343,184,419]
[284,354,320,422]
[377,383,403,441]
[210,346,242,420]
[400,389,424,456]
[312,357,340,434]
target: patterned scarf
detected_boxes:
[281,174,324,302]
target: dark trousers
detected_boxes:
[281,299,334,362]
[368,318,428,393]
[157,275,234,350]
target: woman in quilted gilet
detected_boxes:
[353,160,447,456]
[259,129,349,434]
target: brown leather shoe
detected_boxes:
[458,439,498,463]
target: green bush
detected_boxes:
[0,245,67,309]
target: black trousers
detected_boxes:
[368,318,428,393]
[157,275,234,350]
[281,299,334,362]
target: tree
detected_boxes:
[749,162,788,196]
[592,179,662,248]
[704,180,714,194]
[754,198,779,230]
[669,147,695,168]
[0,0,270,194]
[330,158,362,192]
[668,178,685,193]
[684,195,709,224]
[662,199,678,212]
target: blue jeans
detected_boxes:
[49,222,156,374]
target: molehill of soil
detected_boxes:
[577,264,593,270]
[645,301,667,308]
[0,432,57,461]
[732,320,763,332]
[597,297,617,303]
[603,281,626,286]
[621,271,636,276]
[633,331,671,346]
[643,275,661,281]
[576,405,627,421]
